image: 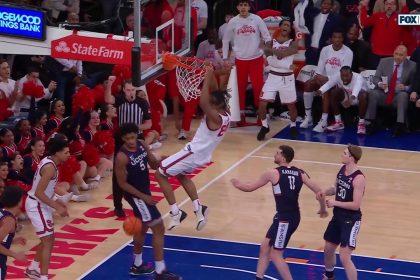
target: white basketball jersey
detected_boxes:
[187,113,230,161]
[28,157,58,201]
[267,39,295,72]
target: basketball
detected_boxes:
[123,216,142,236]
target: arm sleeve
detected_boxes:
[316,48,327,75]
[222,21,234,59]
[258,17,272,43]
[319,74,338,93]
[55,58,73,69]
[359,6,375,28]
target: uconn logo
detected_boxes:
[398,14,420,25]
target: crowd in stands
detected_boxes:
[0,0,419,219]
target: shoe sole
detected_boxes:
[25,272,40,280]
[168,210,188,231]
[130,269,155,275]
[196,207,209,231]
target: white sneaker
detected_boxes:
[178,130,187,140]
[25,268,41,280]
[357,123,366,135]
[55,192,73,204]
[150,141,162,150]
[195,205,209,231]
[300,116,313,128]
[326,121,344,132]
[313,121,327,133]
[71,194,90,202]
[168,209,187,230]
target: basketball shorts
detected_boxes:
[125,195,161,223]
[25,196,54,238]
[158,147,208,177]
[261,73,297,104]
[266,212,300,250]
[323,215,361,249]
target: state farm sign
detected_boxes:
[51,33,133,65]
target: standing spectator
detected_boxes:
[222,0,271,124]
[359,0,404,68]
[408,47,420,131]
[402,0,420,55]
[345,25,372,72]
[53,58,82,111]
[196,29,218,63]
[339,0,360,29]
[105,78,151,218]
[365,45,417,137]
[304,0,341,65]
[42,0,79,23]
[0,59,19,107]
[218,11,234,40]
[99,0,122,34]
[301,30,353,132]
[192,0,208,49]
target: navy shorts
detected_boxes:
[323,215,361,249]
[124,195,161,224]
[266,212,300,250]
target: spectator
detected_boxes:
[16,65,56,118]
[359,0,404,68]
[98,0,122,34]
[222,0,271,125]
[99,103,117,133]
[196,29,218,63]
[23,138,45,182]
[365,45,417,137]
[408,47,420,131]
[53,57,82,109]
[136,89,162,150]
[41,0,79,23]
[123,13,134,36]
[304,0,341,65]
[192,0,209,49]
[0,59,19,107]
[339,0,360,29]
[30,110,48,141]
[218,11,234,40]
[402,0,420,55]
[14,119,32,153]
[345,25,372,72]
[45,99,66,136]
[0,129,17,162]
[317,66,369,134]
[301,30,353,133]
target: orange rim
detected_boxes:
[162,53,207,71]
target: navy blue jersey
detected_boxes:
[0,209,16,266]
[272,166,304,214]
[119,141,150,195]
[333,165,364,219]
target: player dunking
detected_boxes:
[115,123,180,279]
[25,136,70,280]
[0,186,27,280]
[322,145,365,280]
[258,18,299,140]
[231,145,328,280]
[155,69,230,231]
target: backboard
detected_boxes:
[139,0,192,84]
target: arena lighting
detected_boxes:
[0,2,46,41]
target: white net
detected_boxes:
[171,56,207,101]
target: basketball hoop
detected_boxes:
[162,52,211,101]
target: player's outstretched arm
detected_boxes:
[115,152,157,206]
[200,68,223,127]
[302,172,328,218]
[231,169,277,192]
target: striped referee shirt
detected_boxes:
[115,95,151,130]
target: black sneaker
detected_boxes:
[114,208,126,218]
[257,126,270,141]
[129,263,155,275]
[289,126,299,139]
[154,271,182,280]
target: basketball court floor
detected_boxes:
[6,118,420,280]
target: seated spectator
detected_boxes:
[30,110,48,141]
[15,64,56,118]
[359,0,404,68]
[304,0,341,65]
[0,129,17,162]
[0,162,8,194]
[6,153,30,220]
[316,66,369,134]
[14,119,32,153]
[301,30,353,132]
[123,13,134,36]
[345,25,372,72]
[365,45,417,137]
[99,103,117,133]
[45,99,66,136]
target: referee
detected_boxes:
[105,76,151,217]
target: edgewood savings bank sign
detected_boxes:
[0,3,46,40]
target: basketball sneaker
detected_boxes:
[257,126,270,141]
[168,209,187,230]
[177,130,187,140]
[322,274,335,280]
[300,116,313,128]
[313,120,327,133]
[195,204,209,231]
[154,270,182,280]
[25,268,40,279]
[357,122,366,135]
[326,121,344,132]
[129,263,155,275]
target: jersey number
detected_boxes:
[338,186,346,199]
[139,161,146,171]
[288,176,296,190]
[217,124,229,137]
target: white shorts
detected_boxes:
[158,148,207,177]
[261,73,297,104]
[25,196,54,238]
